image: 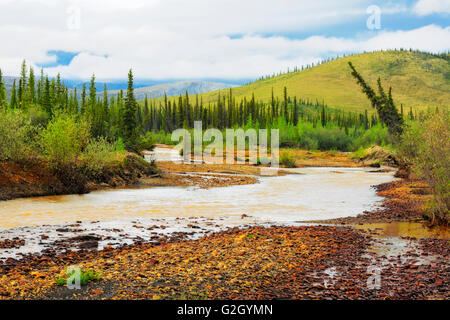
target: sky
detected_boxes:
[0,0,449,83]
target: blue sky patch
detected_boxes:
[37,50,80,68]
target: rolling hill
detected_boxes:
[173,51,449,113]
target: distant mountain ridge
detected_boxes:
[107,81,237,100]
[2,76,17,90]
[0,77,236,101]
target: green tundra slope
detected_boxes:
[166,50,449,113]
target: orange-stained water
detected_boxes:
[0,167,395,228]
[354,221,449,239]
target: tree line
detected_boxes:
[1,60,416,152]
[0,61,139,150]
[140,87,384,135]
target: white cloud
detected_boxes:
[0,0,449,80]
[413,0,450,16]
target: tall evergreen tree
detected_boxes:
[348,62,403,136]
[88,74,96,117]
[0,69,6,109]
[73,87,79,113]
[10,80,18,109]
[18,60,27,108]
[103,83,109,116]
[81,83,87,114]
[122,69,138,150]
[292,96,298,126]
[321,106,327,127]
[18,79,23,109]
[28,67,36,104]
[283,86,288,121]
[37,68,44,105]
[43,76,52,115]
[271,88,276,118]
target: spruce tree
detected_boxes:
[271,88,276,118]
[43,76,52,115]
[18,78,23,109]
[292,96,299,126]
[283,87,288,121]
[348,62,403,136]
[321,106,327,127]
[73,88,79,113]
[81,83,87,114]
[122,69,138,150]
[37,68,44,105]
[103,83,109,119]
[28,67,36,104]
[0,69,6,109]
[10,80,17,109]
[18,60,27,107]
[88,74,96,117]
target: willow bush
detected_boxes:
[80,137,117,178]
[39,112,90,168]
[397,108,449,225]
[0,110,33,162]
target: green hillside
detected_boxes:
[179,50,450,113]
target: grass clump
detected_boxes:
[280,150,296,168]
[351,147,369,160]
[55,268,102,287]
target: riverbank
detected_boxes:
[0,154,160,202]
[0,155,260,201]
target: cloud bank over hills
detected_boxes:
[0,0,449,81]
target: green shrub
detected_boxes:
[280,150,296,168]
[137,132,156,151]
[115,137,126,153]
[28,106,49,128]
[0,110,33,161]
[300,135,318,150]
[351,146,369,160]
[133,131,176,152]
[352,124,390,150]
[397,108,449,225]
[300,127,353,151]
[39,112,90,168]
[80,137,116,177]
